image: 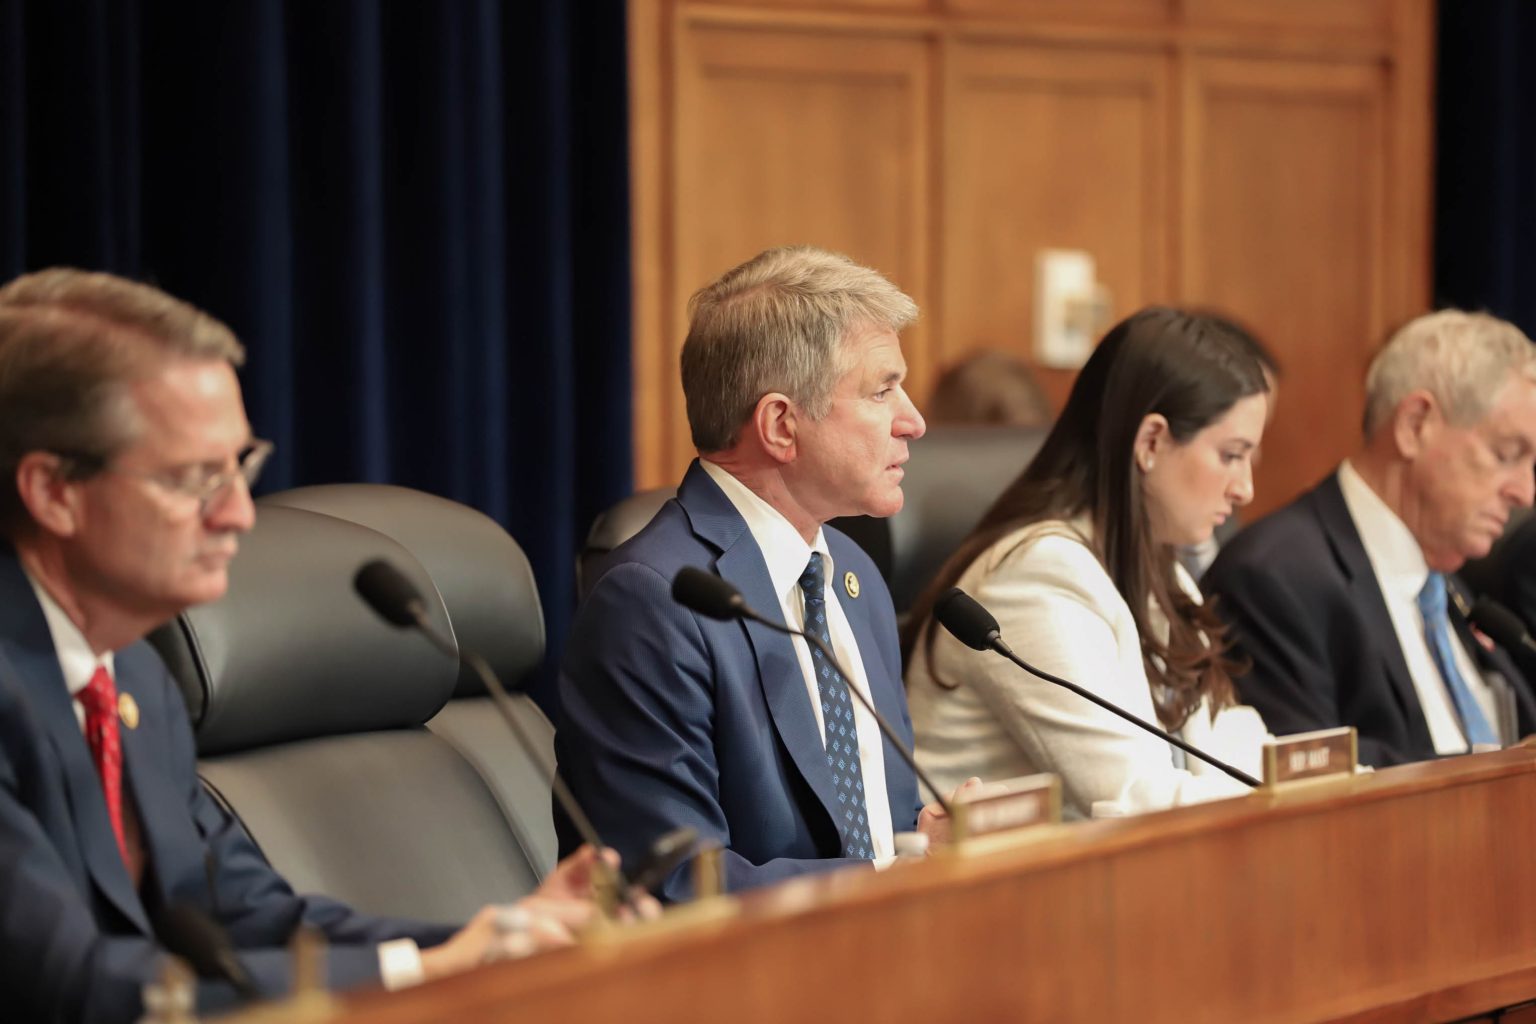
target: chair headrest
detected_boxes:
[583,486,674,554]
[578,487,675,602]
[148,505,458,757]
[259,484,544,696]
[575,427,1046,615]
[884,425,1047,610]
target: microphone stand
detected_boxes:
[740,610,954,817]
[984,636,1259,788]
[404,608,635,915]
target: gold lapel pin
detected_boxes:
[117,692,140,731]
[844,570,860,599]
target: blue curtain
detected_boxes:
[1435,0,1536,333]
[0,0,633,710]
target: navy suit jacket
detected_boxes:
[0,547,452,1024]
[1466,515,1536,684]
[1203,473,1536,767]
[556,462,922,901]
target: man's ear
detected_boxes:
[753,393,799,466]
[14,452,82,539]
[1132,413,1170,473]
[1392,391,1437,459]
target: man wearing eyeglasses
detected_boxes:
[0,269,612,1024]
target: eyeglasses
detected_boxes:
[58,438,275,511]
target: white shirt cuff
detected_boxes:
[378,938,425,991]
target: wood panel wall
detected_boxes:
[628,0,1434,519]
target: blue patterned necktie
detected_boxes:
[1418,573,1498,749]
[798,552,873,859]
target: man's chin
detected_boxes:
[862,490,905,520]
[181,571,231,608]
[1426,547,1474,574]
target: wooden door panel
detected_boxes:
[649,23,931,482]
[1182,55,1385,518]
[941,41,1169,412]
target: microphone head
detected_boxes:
[934,587,1002,651]
[354,559,425,627]
[671,567,745,621]
[1469,596,1531,650]
[155,903,255,993]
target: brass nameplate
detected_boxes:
[952,773,1061,842]
[1262,726,1357,787]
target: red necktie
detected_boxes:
[77,666,130,866]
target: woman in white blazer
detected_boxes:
[904,308,1273,819]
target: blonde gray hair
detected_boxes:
[681,245,918,452]
[0,268,245,535]
[1363,309,1536,438]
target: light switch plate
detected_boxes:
[1035,248,1099,369]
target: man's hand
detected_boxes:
[418,904,508,981]
[533,843,613,902]
[536,844,662,921]
[916,777,984,850]
[419,845,662,981]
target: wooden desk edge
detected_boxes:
[337,747,1536,1023]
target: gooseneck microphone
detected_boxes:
[670,566,952,817]
[354,560,430,631]
[1469,597,1536,658]
[934,587,1260,788]
[670,569,747,623]
[154,903,260,1000]
[353,559,634,896]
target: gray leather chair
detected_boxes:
[578,486,674,602]
[577,425,1047,614]
[261,484,557,886]
[148,488,555,925]
[873,425,1045,612]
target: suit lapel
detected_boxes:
[678,464,844,841]
[0,552,153,939]
[116,649,191,910]
[1310,476,1434,749]
[0,550,152,935]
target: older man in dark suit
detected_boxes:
[0,269,606,1024]
[1205,310,1536,767]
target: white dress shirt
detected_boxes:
[701,460,896,861]
[26,572,114,726]
[1337,461,1497,754]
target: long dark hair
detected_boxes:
[903,307,1269,730]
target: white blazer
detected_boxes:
[907,518,1268,819]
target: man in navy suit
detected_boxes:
[0,269,608,1023]
[558,246,966,901]
[1205,310,1536,767]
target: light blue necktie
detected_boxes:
[1418,573,1498,749]
[798,553,873,859]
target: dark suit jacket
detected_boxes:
[1463,515,1536,684]
[1203,473,1536,767]
[0,547,452,1024]
[1496,519,1536,682]
[556,461,921,902]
